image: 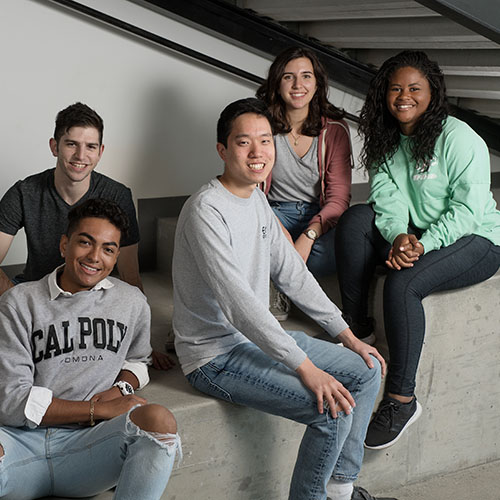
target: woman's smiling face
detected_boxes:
[386,66,432,135]
[279,57,317,113]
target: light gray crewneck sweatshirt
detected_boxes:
[172,179,348,375]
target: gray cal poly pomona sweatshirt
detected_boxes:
[172,178,348,375]
[0,273,152,427]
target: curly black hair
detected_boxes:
[66,198,129,244]
[359,50,449,172]
[256,46,344,136]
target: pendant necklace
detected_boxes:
[290,131,300,146]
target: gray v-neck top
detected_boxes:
[267,133,320,203]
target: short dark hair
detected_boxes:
[217,97,273,147]
[66,198,129,244]
[54,102,104,145]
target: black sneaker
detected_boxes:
[364,396,422,449]
[351,486,398,500]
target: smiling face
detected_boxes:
[279,57,317,113]
[386,66,432,135]
[50,126,104,185]
[217,113,275,198]
[59,217,120,294]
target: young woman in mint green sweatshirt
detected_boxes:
[335,50,500,450]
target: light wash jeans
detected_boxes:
[0,408,181,500]
[270,201,336,278]
[186,331,381,500]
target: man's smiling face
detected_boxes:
[216,112,275,198]
[59,216,120,293]
[50,126,104,184]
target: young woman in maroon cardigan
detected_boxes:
[257,46,353,319]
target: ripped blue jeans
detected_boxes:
[186,331,381,500]
[0,407,181,500]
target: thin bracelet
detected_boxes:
[89,400,96,427]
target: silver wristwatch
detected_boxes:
[303,228,319,241]
[113,380,134,396]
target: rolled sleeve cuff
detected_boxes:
[122,360,150,389]
[24,386,53,427]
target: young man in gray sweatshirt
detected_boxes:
[172,98,395,500]
[0,199,180,500]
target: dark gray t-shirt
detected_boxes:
[0,168,140,281]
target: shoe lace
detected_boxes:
[372,399,399,430]
[271,289,289,312]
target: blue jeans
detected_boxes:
[186,331,381,500]
[0,408,180,500]
[335,204,500,396]
[270,201,336,277]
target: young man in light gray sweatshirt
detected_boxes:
[172,98,395,500]
[0,199,181,500]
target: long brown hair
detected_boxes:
[256,46,344,136]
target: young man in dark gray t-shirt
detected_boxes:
[0,102,141,295]
[0,103,174,371]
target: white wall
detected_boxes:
[1,0,497,265]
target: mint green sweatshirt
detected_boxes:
[367,116,500,253]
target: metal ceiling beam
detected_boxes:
[416,0,500,44]
[238,0,437,21]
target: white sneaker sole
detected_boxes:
[364,400,423,450]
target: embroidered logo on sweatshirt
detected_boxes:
[413,172,437,181]
[261,226,268,239]
[414,155,438,176]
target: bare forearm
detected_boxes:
[117,244,143,292]
[41,398,92,426]
[41,392,147,426]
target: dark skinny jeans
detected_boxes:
[335,204,500,397]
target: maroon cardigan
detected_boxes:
[262,117,352,234]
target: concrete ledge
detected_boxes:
[359,270,500,489]
[150,269,500,498]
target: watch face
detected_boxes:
[115,381,134,395]
[122,382,134,394]
[306,229,318,240]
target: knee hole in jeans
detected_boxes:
[130,404,177,434]
[0,444,4,460]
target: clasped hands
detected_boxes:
[386,233,424,271]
